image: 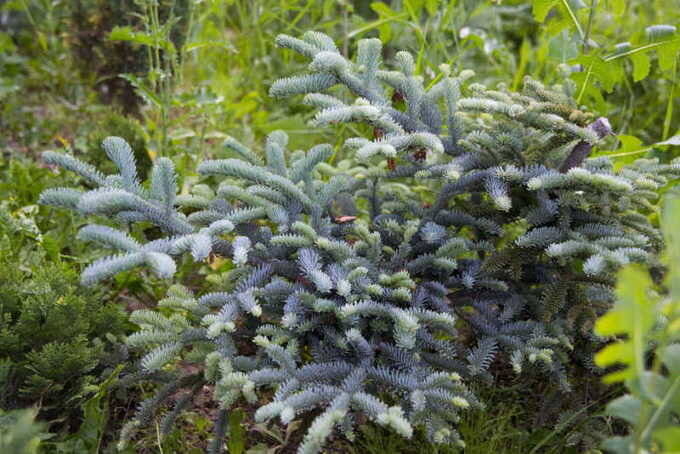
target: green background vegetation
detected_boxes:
[0,0,678,452]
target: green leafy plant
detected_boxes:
[39,366,125,453]
[66,0,150,113]
[595,192,680,453]
[106,0,191,155]
[531,0,680,144]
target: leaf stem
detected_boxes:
[640,376,680,445]
[582,0,598,53]
[560,0,585,40]
[604,38,680,62]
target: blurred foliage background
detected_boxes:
[0,0,678,452]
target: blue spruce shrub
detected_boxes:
[39,32,680,452]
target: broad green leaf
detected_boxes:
[37,32,47,53]
[371,2,400,17]
[536,0,586,38]
[636,374,680,439]
[657,40,680,71]
[460,32,486,52]
[607,0,625,15]
[594,266,655,382]
[109,26,176,53]
[599,134,648,163]
[599,135,680,162]
[0,32,16,53]
[595,266,655,337]
[605,395,642,425]
[109,26,154,47]
[0,0,24,11]
[571,55,624,92]
[595,342,635,383]
[601,435,634,453]
[605,38,680,63]
[630,52,651,82]
[547,30,580,61]
[570,72,605,110]
[616,135,645,152]
[653,426,680,451]
[571,54,625,108]
[378,23,392,43]
[605,26,680,75]
[533,0,559,23]
[636,371,670,401]
[661,344,680,375]
[425,0,441,15]
[545,15,572,37]
[669,317,680,334]
[369,2,399,43]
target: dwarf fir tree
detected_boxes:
[40,32,680,453]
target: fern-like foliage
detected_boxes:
[0,210,127,422]
[40,32,680,453]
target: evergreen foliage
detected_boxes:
[0,210,127,423]
[40,32,680,453]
